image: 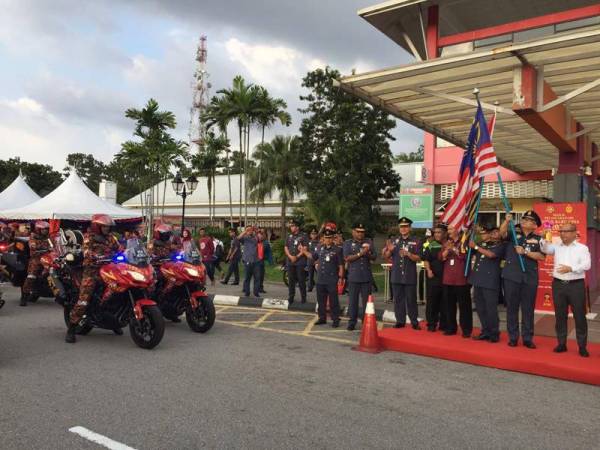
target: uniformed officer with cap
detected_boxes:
[306,227,319,292]
[303,229,344,327]
[468,225,505,343]
[500,210,545,348]
[383,217,422,329]
[343,223,377,331]
[284,219,309,304]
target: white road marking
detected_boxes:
[69,426,138,450]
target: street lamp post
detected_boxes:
[172,173,199,230]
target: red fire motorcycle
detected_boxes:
[151,244,215,333]
[63,244,165,349]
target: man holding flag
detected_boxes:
[441,94,535,346]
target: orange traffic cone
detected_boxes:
[352,295,382,354]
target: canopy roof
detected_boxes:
[0,173,41,210]
[0,171,142,221]
[336,28,600,173]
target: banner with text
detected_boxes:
[533,202,588,312]
[399,187,434,229]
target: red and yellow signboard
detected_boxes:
[533,202,588,312]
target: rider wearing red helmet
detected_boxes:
[66,214,120,343]
[20,221,52,306]
[149,223,181,311]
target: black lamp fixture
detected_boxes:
[172,172,199,230]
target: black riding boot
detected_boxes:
[19,293,28,307]
[65,324,77,343]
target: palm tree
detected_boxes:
[216,76,261,225]
[203,96,234,225]
[253,88,292,221]
[119,98,188,235]
[248,135,303,237]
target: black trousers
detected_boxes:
[503,279,536,343]
[307,264,316,290]
[288,264,307,302]
[316,282,340,322]
[444,284,472,335]
[425,283,446,330]
[348,281,371,326]
[552,279,587,348]
[392,283,418,326]
[258,260,265,291]
[473,286,500,339]
[224,258,240,284]
[243,261,260,297]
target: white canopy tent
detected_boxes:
[0,171,142,221]
[0,172,41,210]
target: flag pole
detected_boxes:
[497,172,526,272]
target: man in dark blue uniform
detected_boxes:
[221,228,240,285]
[303,229,344,327]
[306,227,319,292]
[421,223,448,332]
[468,225,505,343]
[285,220,308,304]
[500,211,545,348]
[343,223,377,331]
[383,217,422,329]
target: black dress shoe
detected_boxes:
[412,323,420,330]
[443,330,457,336]
[489,336,499,343]
[579,348,590,358]
[331,321,340,328]
[301,299,306,304]
[65,325,77,344]
[113,328,124,335]
[347,324,355,331]
[462,332,472,339]
[508,340,517,347]
[259,289,267,294]
[427,327,436,332]
[393,323,405,328]
[220,281,228,285]
[553,344,567,353]
[171,317,181,323]
[314,319,327,325]
[523,341,536,349]
[231,282,239,286]
[288,299,294,304]
[472,334,490,341]
[19,295,27,307]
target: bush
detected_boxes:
[270,238,286,264]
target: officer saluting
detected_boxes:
[500,210,545,348]
[383,217,422,329]
[303,229,344,327]
[343,223,377,331]
[468,225,505,343]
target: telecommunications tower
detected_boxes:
[189,35,211,152]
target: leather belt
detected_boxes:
[553,278,584,284]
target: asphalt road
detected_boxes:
[1,285,599,450]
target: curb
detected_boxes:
[210,294,422,324]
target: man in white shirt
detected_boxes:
[540,222,592,357]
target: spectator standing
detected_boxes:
[221,228,240,285]
[198,227,216,286]
[239,226,260,298]
[257,230,272,294]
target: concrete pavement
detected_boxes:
[1,285,600,449]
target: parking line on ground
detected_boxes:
[250,311,275,328]
[69,426,138,450]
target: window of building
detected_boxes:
[555,16,600,32]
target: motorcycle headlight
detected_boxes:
[185,267,199,277]
[128,270,147,282]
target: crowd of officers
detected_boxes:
[275,211,592,357]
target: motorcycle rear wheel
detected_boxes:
[62,306,93,335]
[185,297,215,333]
[129,305,164,349]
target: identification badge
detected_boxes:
[325,256,330,262]
[294,240,297,246]
[450,259,455,266]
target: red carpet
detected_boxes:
[379,327,600,386]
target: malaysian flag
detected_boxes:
[441,101,499,231]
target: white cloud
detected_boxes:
[0,97,45,115]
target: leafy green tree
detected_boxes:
[63,153,107,193]
[0,157,62,196]
[248,135,302,236]
[393,144,424,163]
[298,67,400,232]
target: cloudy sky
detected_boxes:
[0,0,422,169]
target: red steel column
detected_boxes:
[424,5,439,185]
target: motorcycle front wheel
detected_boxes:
[185,296,215,333]
[129,305,165,349]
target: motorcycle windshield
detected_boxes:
[182,241,201,265]
[125,241,150,267]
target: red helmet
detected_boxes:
[34,221,50,231]
[90,214,115,234]
[324,221,337,232]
